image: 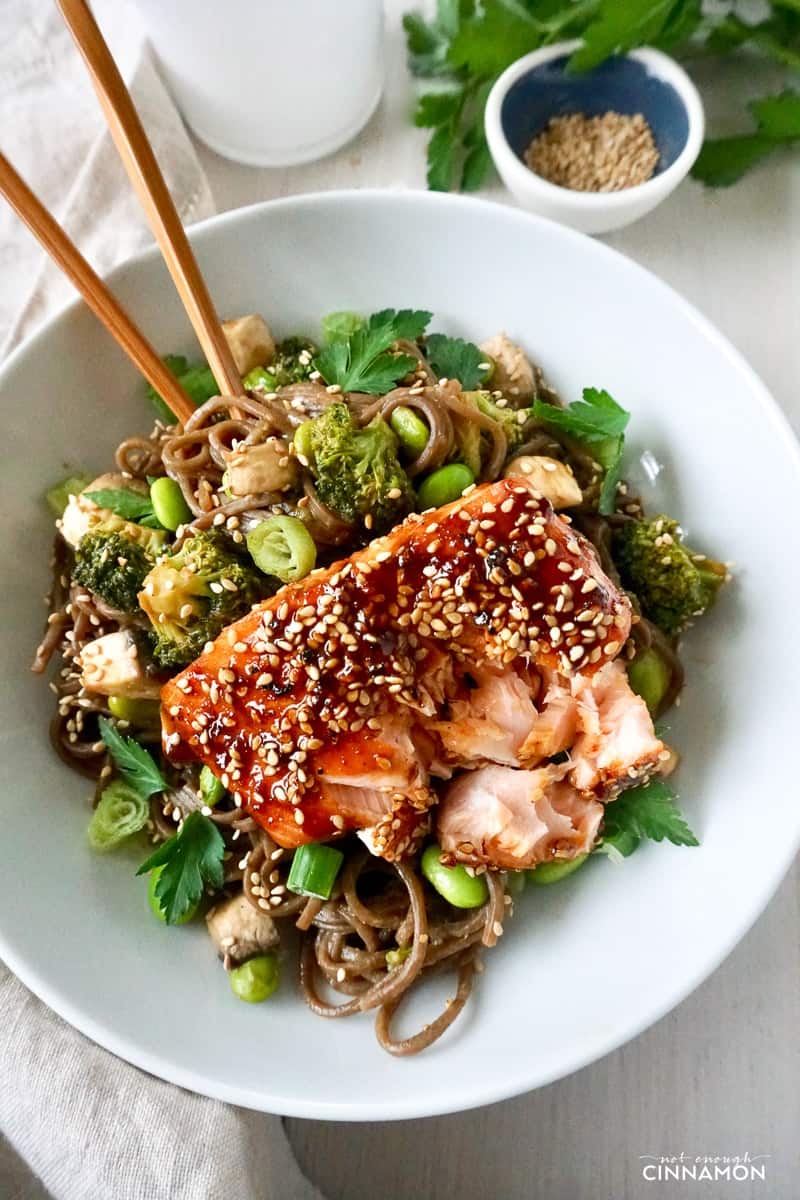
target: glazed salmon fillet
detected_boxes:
[161,478,632,858]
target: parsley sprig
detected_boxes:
[425,333,487,389]
[136,811,225,925]
[84,487,163,529]
[532,386,629,515]
[693,90,800,187]
[601,779,699,849]
[313,308,432,394]
[404,0,800,192]
[99,717,167,799]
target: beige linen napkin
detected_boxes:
[0,4,323,1197]
[0,0,214,354]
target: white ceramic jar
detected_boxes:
[134,0,385,167]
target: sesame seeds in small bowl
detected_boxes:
[484,41,704,235]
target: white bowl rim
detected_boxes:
[1,188,799,1120]
[485,40,706,208]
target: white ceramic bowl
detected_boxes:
[133,0,384,167]
[1,192,798,1120]
[485,42,705,234]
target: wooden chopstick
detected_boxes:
[56,0,243,401]
[0,150,195,424]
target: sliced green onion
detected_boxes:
[416,463,475,511]
[229,953,280,1003]
[504,870,527,898]
[87,780,149,852]
[148,864,197,924]
[390,406,429,456]
[246,515,317,582]
[199,765,226,808]
[596,829,641,860]
[421,843,489,908]
[527,853,589,886]
[627,648,670,716]
[287,842,344,900]
[107,695,160,725]
[321,310,365,343]
[149,476,191,531]
[45,473,92,517]
[386,945,411,969]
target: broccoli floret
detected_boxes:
[244,337,317,393]
[73,531,153,613]
[300,403,413,532]
[614,515,728,637]
[473,391,530,453]
[138,530,265,668]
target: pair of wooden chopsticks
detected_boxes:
[0,0,241,426]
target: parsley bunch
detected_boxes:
[404,0,800,192]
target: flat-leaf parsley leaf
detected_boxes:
[425,332,486,388]
[99,717,167,799]
[136,811,225,925]
[602,780,699,848]
[84,487,163,530]
[532,387,629,515]
[313,308,432,394]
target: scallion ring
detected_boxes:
[246,515,317,583]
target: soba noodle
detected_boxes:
[33,333,686,1054]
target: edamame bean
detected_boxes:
[149,476,191,531]
[390,406,430,456]
[627,648,670,715]
[421,843,489,908]
[229,953,280,1003]
[292,421,314,462]
[527,854,588,886]
[416,463,475,510]
[148,865,197,924]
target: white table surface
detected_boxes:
[187,8,800,1198]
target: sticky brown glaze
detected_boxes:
[161,479,631,858]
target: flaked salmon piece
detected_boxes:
[435,662,668,869]
[430,664,577,771]
[430,667,539,768]
[519,668,579,762]
[569,662,665,796]
[161,478,631,858]
[437,763,603,870]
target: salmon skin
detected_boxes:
[161,478,631,859]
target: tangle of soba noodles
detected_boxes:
[34,337,685,1055]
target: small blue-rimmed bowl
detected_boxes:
[485,41,704,234]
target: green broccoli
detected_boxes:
[614,515,728,638]
[73,531,153,613]
[298,403,413,532]
[244,337,317,393]
[473,391,530,453]
[139,530,265,668]
[448,391,529,475]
